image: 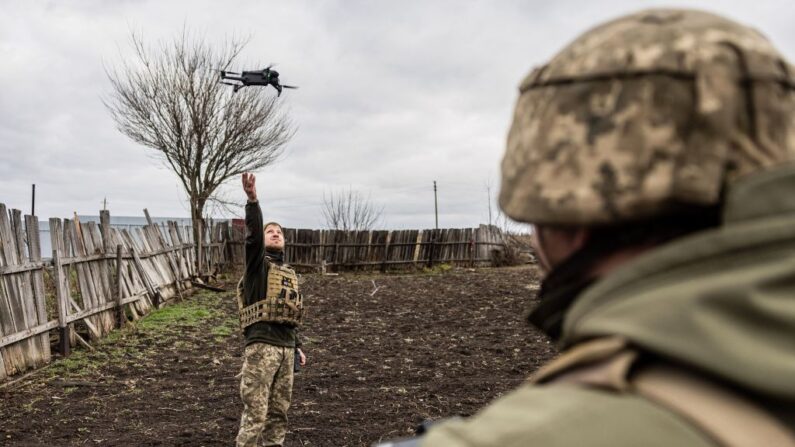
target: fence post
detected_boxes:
[380,232,392,273]
[412,232,423,266]
[470,237,475,267]
[334,243,340,269]
[319,231,325,269]
[428,234,436,268]
[115,245,125,327]
[143,208,154,226]
[223,222,232,269]
[52,249,70,357]
[366,231,373,266]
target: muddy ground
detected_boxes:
[0,265,555,446]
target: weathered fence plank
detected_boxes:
[0,205,36,376]
[24,215,51,365]
[66,218,103,339]
[51,247,71,357]
[11,210,44,368]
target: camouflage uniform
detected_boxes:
[236,201,303,447]
[237,344,295,447]
[417,9,795,447]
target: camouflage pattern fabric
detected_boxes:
[419,164,795,446]
[499,8,795,225]
[239,262,305,329]
[236,343,295,447]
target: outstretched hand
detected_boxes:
[242,173,257,202]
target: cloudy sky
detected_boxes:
[1,0,793,229]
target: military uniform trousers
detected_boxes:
[236,343,295,447]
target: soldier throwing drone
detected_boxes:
[220,64,298,96]
[235,172,307,447]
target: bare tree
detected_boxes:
[321,188,383,231]
[104,30,294,269]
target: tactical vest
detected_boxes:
[238,262,305,329]
[531,337,795,447]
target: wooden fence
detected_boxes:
[1,206,506,381]
[226,224,507,272]
[0,205,229,381]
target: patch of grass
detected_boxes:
[41,288,234,378]
[136,301,215,332]
[105,347,127,361]
[211,316,239,343]
[46,351,97,378]
[422,263,453,275]
[100,328,127,345]
[211,324,233,337]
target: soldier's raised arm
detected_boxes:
[242,173,265,279]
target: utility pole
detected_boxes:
[486,183,493,227]
[433,180,438,229]
[31,184,36,216]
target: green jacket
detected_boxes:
[422,166,795,446]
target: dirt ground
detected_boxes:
[0,265,556,446]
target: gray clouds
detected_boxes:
[2,0,794,228]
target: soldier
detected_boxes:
[386,8,795,447]
[236,172,307,447]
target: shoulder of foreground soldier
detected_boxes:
[419,384,713,447]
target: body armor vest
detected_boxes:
[238,261,305,329]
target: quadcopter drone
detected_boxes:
[219,64,298,96]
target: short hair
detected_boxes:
[264,221,283,233]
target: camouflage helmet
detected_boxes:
[500,9,795,225]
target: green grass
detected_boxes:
[45,289,236,378]
[211,315,239,343]
[137,304,212,331]
[47,351,98,378]
[422,262,454,275]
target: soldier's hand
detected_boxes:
[298,348,307,366]
[242,173,257,202]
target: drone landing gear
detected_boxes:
[220,81,243,93]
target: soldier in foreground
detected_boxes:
[236,172,307,447]
[384,8,795,447]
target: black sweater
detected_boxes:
[242,201,301,349]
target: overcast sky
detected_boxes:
[1,0,793,229]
